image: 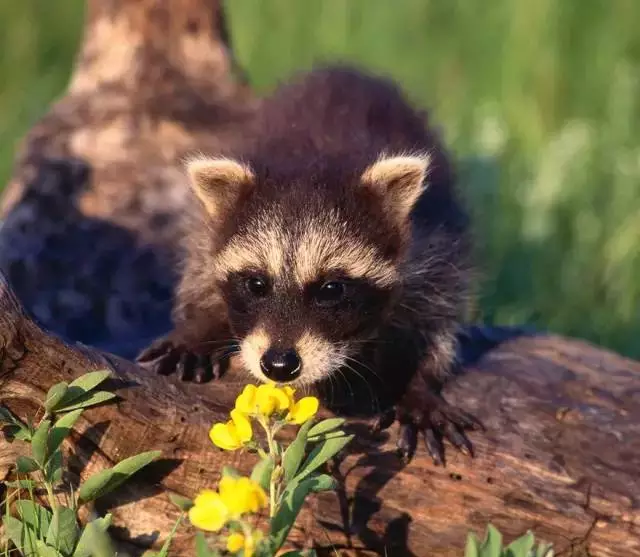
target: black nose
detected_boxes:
[260,348,301,382]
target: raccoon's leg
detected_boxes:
[136,302,233,383]
[371,338,484,464]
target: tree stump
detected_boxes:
[0,1,638,556]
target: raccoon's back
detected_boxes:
[244,64,466,236]
[249,65,444,166]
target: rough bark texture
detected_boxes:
[0,0,257,359]
[1,274,639,556]
[0,1,639,556]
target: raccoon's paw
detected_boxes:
[136,335,229,383]
[371,394,484,465]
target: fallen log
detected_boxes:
[0,0,638,555]
[1,274,638,556]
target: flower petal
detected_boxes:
[282,385,296,406]
[270,386,291,411]
[210,422,241,450]
[218,475,237,501]
[288,396,319,424]
[230,409,253,443]
[188,490,228,532]
[227,533,245,553]
[235,384,257,414]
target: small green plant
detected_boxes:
[169,383,353,557]
[0,370,161,557]
[465,524,554,557]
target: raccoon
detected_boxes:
[137,65,482,463]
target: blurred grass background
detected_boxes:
[0,0,638,358]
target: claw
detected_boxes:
[396,423,417,461]
[177,352,196,381]
[194,355,213,383]
[443,422,474,457]
[136,339,173,364]
[371,408,395,433]
[422,428,445,466]
[154,350,180,376]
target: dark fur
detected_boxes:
[138,65,480,463]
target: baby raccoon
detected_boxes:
[137,65,482,463]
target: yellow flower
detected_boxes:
[209,409,252,450]
[188,489,229,532]
[226,533,245,553]
[219,475,268,517]
[235,383,291,417]
[188,476,267,535]
[226,531,261,557]
[286,395,319,424]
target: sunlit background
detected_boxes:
[1,0,638,358]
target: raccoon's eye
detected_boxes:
[315,281,346,307]
[245,275,270,297]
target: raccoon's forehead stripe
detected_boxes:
[294,232,398,287]
[215,222,286,278]
[214,213,398,286]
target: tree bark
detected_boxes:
[0,1,638,556]
[1,273,638,556]
[0,0,257,359]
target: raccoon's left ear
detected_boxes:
[186,156,255,218]
[360,154,431,225]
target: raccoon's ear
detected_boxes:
[186,156,255,218]
[360,154,431,225]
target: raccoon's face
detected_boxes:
[186,153,430,386]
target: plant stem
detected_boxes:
[257,417,278,519]
[41,471,57,511]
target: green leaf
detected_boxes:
[48,409,83,456]
[31,419,52,466]
[156,514,184,557]
[296,434,353,481]
[14,427,33,441]
[307,429,348,443]
[464,532,480,557]
[44,450,64,484]
[17,455,40,473]
[195,531,214,557]
[250,456,275,492]
[45,383,69,413]
[221,465,241,479]
[72,514,113,557]
[6,479,38,489]
[78,450,161,504]
[53,391,116,413]
[283,419,314,483]
[480,524,503,557]
[306,473,337,493]
[46,506,80,556]
[36,541,64,557]
[69,370,111,391]
[51,371,112,413]
[168,493,193,512]
[270,474,337,549]
[307,418,345,438]
[0,406,22,425]
[4,514,40,556]
[15,500,53,537]
[506,531,534,557]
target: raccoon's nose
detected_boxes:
[260,348,301,382]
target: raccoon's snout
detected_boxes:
[260,348,302,382]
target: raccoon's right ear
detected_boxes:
[186,156,255,218]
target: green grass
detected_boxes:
[1,0,639,359]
